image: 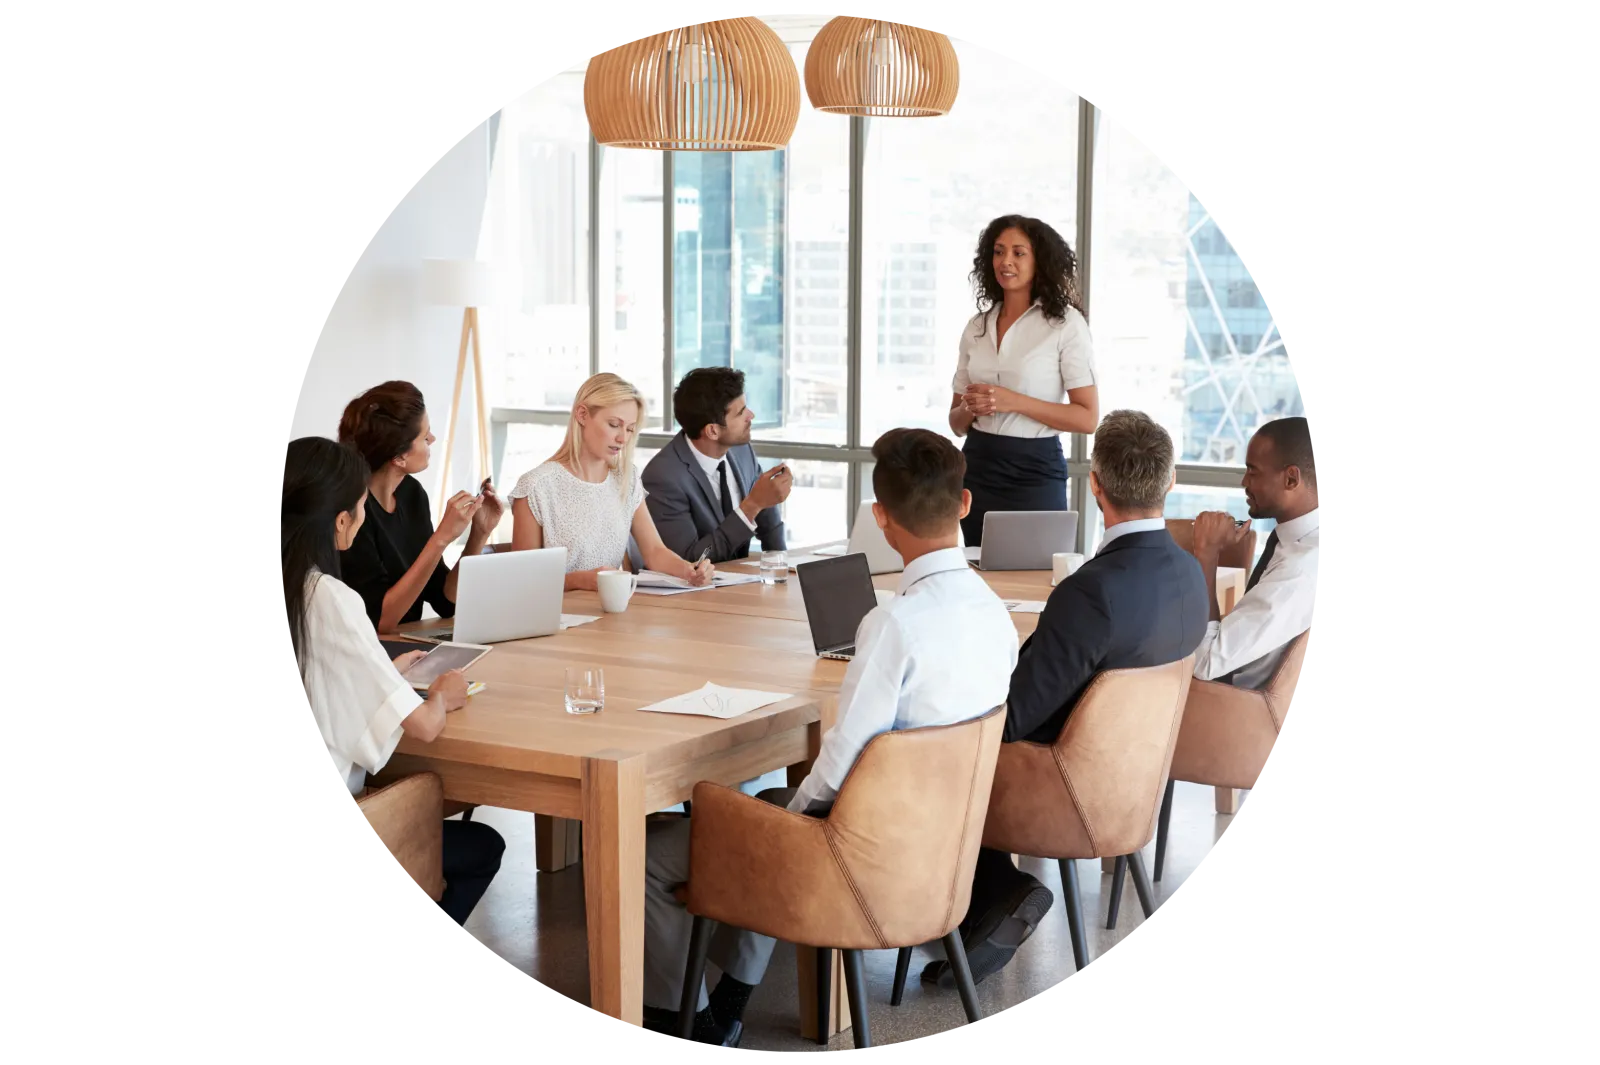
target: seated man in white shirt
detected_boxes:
[1190,416,1319,689]
[639,428,1019,1045]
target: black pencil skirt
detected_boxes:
[960,427,1069,545]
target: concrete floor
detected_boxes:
[460,781,1237,1050]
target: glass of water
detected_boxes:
[759,549,788,585]
[564,667,605,715]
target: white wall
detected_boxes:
[292,122,492,500]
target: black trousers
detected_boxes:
[963,847,1032,930]
[440,819,506,925]
[960,428,1069,546]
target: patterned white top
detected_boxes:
[509,460,646,573]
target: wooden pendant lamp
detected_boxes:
[584,18,800,150]
[804,18,959,117]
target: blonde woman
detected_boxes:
[510,373,714,592]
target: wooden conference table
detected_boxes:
[374,554,1246,1032]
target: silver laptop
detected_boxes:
[816,501,904,574]
[795,552,879,660]
[965,511,1078,571]
[428,546,567,644]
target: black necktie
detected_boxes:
[1246,529,1279,592]
[717,460,734,519]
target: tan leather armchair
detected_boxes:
[678,706,1007,1048]
[910,658,1194,977]
[1166,517,1256,569]
[1153,630,1309,881]
[357,772,446,902]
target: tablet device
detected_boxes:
[400,642,492,690]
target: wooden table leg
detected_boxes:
[535,814,581,872]
[788,721,849,1041]
[1215,787,1239,814]
[582,750,645,1025]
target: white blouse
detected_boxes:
[509,460,647,573]
[952,302,1098,439]
[299,571,423,795]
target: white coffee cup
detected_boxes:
[1052,551,1085,586]
[597,569,638,613]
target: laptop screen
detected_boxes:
[796,553,879,652]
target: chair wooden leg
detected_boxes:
[678,915,714,1039]
[1058,858,1088,971]
[940,930,983,1024]
[1128,851,1156,918]
[890,946,912,1006]
[841,949,871,1049]
[1154,778,1175,881]
[1105,855,1128,929]
[815,947,832,1046]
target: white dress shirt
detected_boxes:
[686,438,757,532]
[789,547,1019,813]
[952,302,1097,439]
[1095,516,1168,554]
[299,571,423,794]
[1193,508,1319,690]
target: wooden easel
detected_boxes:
[434,304,492,523]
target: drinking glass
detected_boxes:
[759,549,788,585]
[564,666,605,715]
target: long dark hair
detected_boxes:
[970,214,1085,338]
[282,437,370,672]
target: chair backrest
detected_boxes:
[823,704,1007,947]
[984,657,1194,859]
[356,772,445,902]
[1262,628,1310,730]
[1167,518,1256,571]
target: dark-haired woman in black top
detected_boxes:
[949,215,1099,545]
[337,380,504,633]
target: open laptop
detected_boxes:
[965,510,1078,571]
[422,546,568,644]
[795,552,879,660]
[814,501,907,574]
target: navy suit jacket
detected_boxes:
[641,432,786,563]
[1004,528,1210,744]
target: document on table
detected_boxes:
[634,570,764,596]
[560,613,600,629]
[1002,600,1047,613]
[638,681,793,719]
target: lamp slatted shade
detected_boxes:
[585,18,800,151]
[804,18,959,117]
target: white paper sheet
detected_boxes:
[638,681,793,719]
[1002,600,1047,613]
[560,614,600,629]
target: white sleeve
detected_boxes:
[511,468,551,528]
[951,322,974,392]
[1057,311,1097,391]
[1193,554,1316,681]
[789,608,906,813]
[306,578,423,776]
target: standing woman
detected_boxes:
[337,381,505,634]
[949,215,1099,544]
[282,436,504,924]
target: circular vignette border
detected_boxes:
[268,8,1344,1049]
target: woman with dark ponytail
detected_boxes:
[949,215,1100,544]
[282,436,504,924]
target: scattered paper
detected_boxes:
[638,682,793,719]
[560,614,600,630]
[1003,600,1047,614]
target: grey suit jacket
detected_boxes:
[641,432,786,563]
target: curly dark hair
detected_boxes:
[970,215,1084,338]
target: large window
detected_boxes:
[598,148,666,427]
[671,41,851,446]
[1089,111,1300,466]
[860,39,1079,442]
[482,21,1305,549]
[477,74,589,411]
